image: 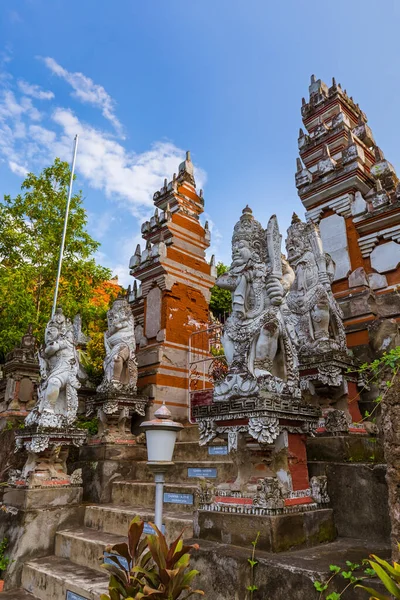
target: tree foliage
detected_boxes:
[0,158,120,361]
[209,262,231,320]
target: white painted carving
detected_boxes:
[214,207,299,401]
[25,308,80,429]
[98,298,138,392]
[283,214,347,356]
[319,214,351,280]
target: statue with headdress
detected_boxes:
[98,297,138,392]
[283,213,347,356]
[26,307,80,429]
[214,206,299,400]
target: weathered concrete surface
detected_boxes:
[381,375,400,560]
[190,537,390,600]
[76,442,147,503]
[84,503,193,541]
[55,527,126,573]
[0,591,36,599]
[22,555,108,600]
[196,508,336,552]
[308,462,390,541]
[0,487,84,591]
[111,480,198,513]
[307,435,384,463]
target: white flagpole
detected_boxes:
[51,134,79,318]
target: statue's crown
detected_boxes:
[46,307,73,336]
[232,206,266,261]
[108,296,134,321]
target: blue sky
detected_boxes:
[1,0,400,286]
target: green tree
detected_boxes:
[0,158,116,359]
[210,262,232,320]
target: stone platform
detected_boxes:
[196,507,336,552]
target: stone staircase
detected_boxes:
[3,426,233,599]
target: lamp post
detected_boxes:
[140,403,183,530]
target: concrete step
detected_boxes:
[1,591,37,599]
[55,527,126,573]
[22,555,108,600]
[177,424,199,442]
[132,460,235,483]
[111,480,198,513]
[173,440,231,461]
[85,503,193,540]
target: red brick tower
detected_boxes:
[129,152,216,419]
[296,76,400,359]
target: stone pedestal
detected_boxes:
[299,350,363,424]
[86,387,147,443]
[0,485,83,590]
[13,428,86,488]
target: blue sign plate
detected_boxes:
[208,446,228,455]
[103,552,130,571]
[188,468,217,478]
[164,492,193,505]
[66,592,88,600]
[143,522,165,535]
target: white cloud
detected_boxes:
[40,56,124,137]
[8,160,28,177]
[0,63,208,283]
[18,80,54,100]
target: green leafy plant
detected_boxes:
[314,561,373,599]
[246,531,260,600]
[356,549,400,599]
[76,415,99,436]
[100,516,204,599]
[0,537,10,575]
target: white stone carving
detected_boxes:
[25,308,80,429]
[319,214,351,280]
[370,241,400,273]
[214,207,299,402]
[98,297,138,392]
[283,214,347,356]
[248,417,280,444]
[310,475,329,504]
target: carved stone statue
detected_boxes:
[214,206,298,400]
[98,297,138,392]
[26,308,80,429]
[283,213,347,356]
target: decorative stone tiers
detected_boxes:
[296,75,400,358]
[86,385,147,443]
[13,428,86,488]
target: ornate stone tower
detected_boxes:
[129,152,216,419]
[296,76,400,359]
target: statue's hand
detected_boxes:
[266,279,283,305]
[318,272,330,288]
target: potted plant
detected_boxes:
[100,516,204,599]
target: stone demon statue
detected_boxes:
[26,307,80,429]
[283,213,347,356]
[98,297,138,392]
[214,206,299,400]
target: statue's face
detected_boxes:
[286,231,304,263]
[45,326,58,344]
[232,239,251,266]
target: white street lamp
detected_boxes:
[140,403,183,530]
